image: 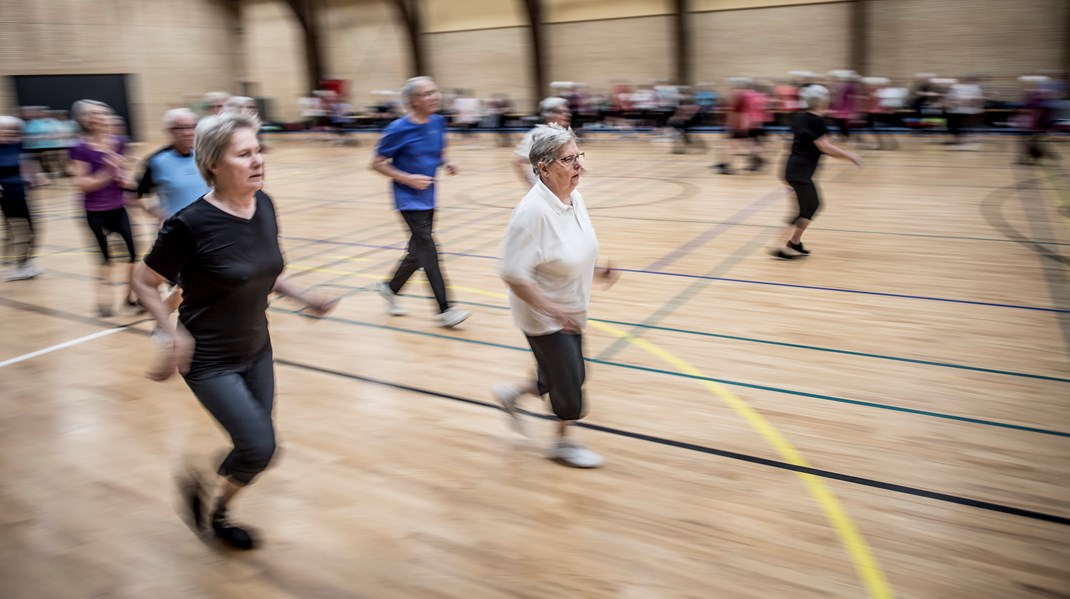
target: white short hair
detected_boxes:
[194,112,261,187]
[162,108,196,129]
[224,96,255,112]
[71,99,112,129]
[539,97,569,120]
[800,85,830,109]
[0,116,25,130]
[400,76,434,105]
[528,123,577,178]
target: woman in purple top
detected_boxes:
[69,100,139,317]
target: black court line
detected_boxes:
[2,292,1067,527]
[275,357,1070,528]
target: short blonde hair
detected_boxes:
[194,112,261,187]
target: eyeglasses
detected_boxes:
[553,153,585,167]
[170,125,195,131]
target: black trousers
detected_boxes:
[85,207,136,265]
[184,345,277,486]
[388,209,450,313]
[1,183,35,265]
[526,331,587,421]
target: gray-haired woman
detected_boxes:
[494,124,619,468]
[132,112,337,549]
[774,85,862,259]
[513,97,571,188]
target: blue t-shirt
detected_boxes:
[375,114,445,211]
[0,142,23,186]
[137,146,210,217]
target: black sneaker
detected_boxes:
[211,506,259,550]
[786,241,810,256]
[772,249,797,260]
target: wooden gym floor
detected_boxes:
[0,132,1067,598]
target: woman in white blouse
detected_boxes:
[494,124,618,468]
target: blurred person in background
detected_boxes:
[945,76,985,149]
[132,111,337,550]
[372,76,471,328]
[514,96,571,188]
[21,107,54,185]
[224,96,258,117]
[773,85,862,260]
[861,77,898,150]
[1018,76,1056,165]
[202,91,231,117]
[829,71,861,140]
[0,116,43,281]
[69,99,140,316]
[493,124,619,468]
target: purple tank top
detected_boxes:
[70,137,127,211]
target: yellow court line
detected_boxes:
[282,266,894,597]
[450,283,895,599]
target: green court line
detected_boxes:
[270,307,1070,438]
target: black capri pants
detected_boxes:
[183,345,277,486]
[526,330,587,421]
[786,178,821,224]
[86,207,136,265]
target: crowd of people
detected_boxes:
[0,68,1063,551]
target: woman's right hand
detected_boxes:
[545,305,584,333]
[147,326,195,381]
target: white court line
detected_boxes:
[0,327,126,369]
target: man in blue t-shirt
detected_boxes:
[371,76,471,328]
[136,108,209,223]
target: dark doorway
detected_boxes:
[12,74,136,140]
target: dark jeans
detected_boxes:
[388,209,450,313]
[184,345,277,486]
[526,331,587,421]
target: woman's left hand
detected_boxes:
[597,260,621,288]
[302,294,340,318]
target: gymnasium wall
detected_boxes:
[0,0,240,140]
[867,0,1068,90]
[692,2,851,84]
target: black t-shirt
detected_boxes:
[144,190,285,366]
[784,111,828,181]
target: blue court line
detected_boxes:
[645,189,782,271]
[267,306,1070,439]
[324,286,1070,385]
[617,269,1070,315]
[283,237,1070,314]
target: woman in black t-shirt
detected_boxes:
[132,112,337,550]
[774,85,862,260]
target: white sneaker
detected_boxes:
[438,307,471,328]
[377,282,407,316]
[548,438,604,468]
[3,264,41,281]
[492,384,527,436]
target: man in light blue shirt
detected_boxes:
[371,76,471,328]
[136,108,209,222]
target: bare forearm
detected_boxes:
[273,275,308,304]
[506,280,556,316]
[74,169,115,193]
[371,159,409,184]
[132,264,175,335]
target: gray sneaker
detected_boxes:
[438,307,471,328]
[492,384,527,436]
[377,282,407,316]
[548,438,604,468]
